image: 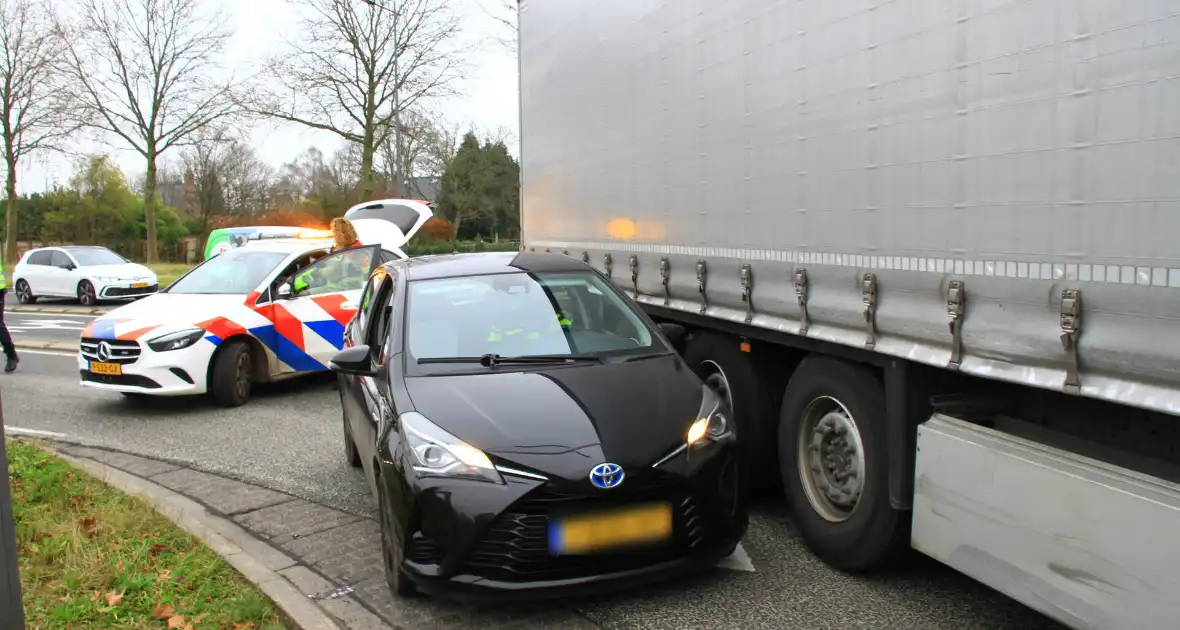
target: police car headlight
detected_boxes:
[686,385,733,446]
[147,328,205,352]
[401,412,503,484]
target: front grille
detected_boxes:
[459,478,715,582]
[80,338,142,365]
[103,283,159,298]
[79,370,160,389]
[406,532,442,564]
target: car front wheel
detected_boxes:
[14,280,36,304]
[210,341,253,407]
[378,474,416,597]
[77,280,97,306]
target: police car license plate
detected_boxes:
[89,361,122,376]
[548,502,672,555]
[132,282,149,288]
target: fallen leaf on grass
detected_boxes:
[104,591,123,606]
[166,614,186,628]
[153,603,175,619]
[156,569,172,582]
[231,623,256,630]
[150,543,168,555]
[192,613,206,624]
[115,560,125,572]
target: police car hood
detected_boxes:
[82,293,251,342]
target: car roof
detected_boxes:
[398,251,592,281]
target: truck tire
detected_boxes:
[682,332,778,490]
[777,356,908,573]
[210,341,253,408]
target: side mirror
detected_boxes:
[330,344,378,377]
[276,283,293,299]
[657,322,688,350]
[60,263,76,271]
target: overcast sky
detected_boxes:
[19,0,519,193]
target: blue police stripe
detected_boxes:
[305,319,346,350]
[89,318,118,339]
[204,335,223,347]
[247,324,325,372]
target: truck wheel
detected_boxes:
[210,341,253,407]
[778,356,908,572]
[682,332,778,491]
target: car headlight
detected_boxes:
[95,276,119,282]
[686,385,732,446]
[146,328,206,352]
[400,412,503,484]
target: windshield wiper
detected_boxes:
[418,353,602,367]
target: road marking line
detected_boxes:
[715,542,755,572]
[6,311,95,318]
[4,426,68,439]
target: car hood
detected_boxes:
[403,354,704,481]
[83,293,251,341]
[82,263,154,278]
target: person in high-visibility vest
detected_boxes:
[0,256,17,372]
[292,218,365,295]
[486,312,574,345]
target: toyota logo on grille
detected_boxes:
[588,463,624,489]
[96,341,113,362]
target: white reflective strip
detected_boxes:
[5,427,67,439]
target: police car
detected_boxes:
[78,200,432,407]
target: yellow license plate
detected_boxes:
[132,282,149,288]
[89,362,122,376]
[549,502,672,555]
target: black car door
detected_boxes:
[340,271,385,456]
[352,273,398,480]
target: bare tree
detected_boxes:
[378,108,457,198]
[0,0,74,263]
[60,0,237,263]
[481,0,516,53]
[250,0,466,201]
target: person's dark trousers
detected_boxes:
[0,290,16,372]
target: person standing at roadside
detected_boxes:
[0,254,18,373]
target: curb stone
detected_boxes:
[8,305,111,315]
[14,340,77,353]
[57,451,345,630]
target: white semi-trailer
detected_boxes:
[517,1,1180,628]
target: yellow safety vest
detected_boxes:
[0,259,7,291]
[487,314,572,342]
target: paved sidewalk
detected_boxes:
[52,443,603,630]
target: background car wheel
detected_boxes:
[341,390,361,468]
[378,476,416,597]
[14,280,36,304]
[682,331,779,492]
[210,342,253,407]
[777,356,909,573]
[77,280,98,306]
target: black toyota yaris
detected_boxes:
[330,251,748,600]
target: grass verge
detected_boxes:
[145,263,193,288]
[8,439,288,630]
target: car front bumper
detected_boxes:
[77,336,215,396]
[391,444,747,600]
[96,280,159,300]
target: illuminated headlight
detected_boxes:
[95,276,119,282]
[401,412,503,484]
[146,328,205,352]
[686,385,733,446]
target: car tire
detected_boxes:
[682,331,778,492]
[77,280,97,306]
[777,356,909,573]
[377,474,416,597]
[341,388,362,468]
[210,341,253,408]
[14,280,36,304]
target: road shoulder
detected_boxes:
[48,443,603,630]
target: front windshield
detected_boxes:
[406,271,665,362]
[168,250,288,295]
[68,248,126,266]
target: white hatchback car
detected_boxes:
[12,246,158,306]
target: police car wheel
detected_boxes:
[210,342,253,407]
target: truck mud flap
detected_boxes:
[912,414,1180,630]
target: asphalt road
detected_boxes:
[1,352,1063,629]
[5,311,95,343]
